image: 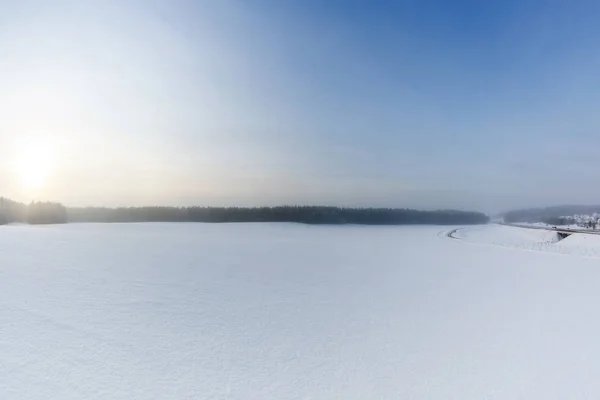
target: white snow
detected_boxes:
[4,222,600,399]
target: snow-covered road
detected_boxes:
[3,223,600,399]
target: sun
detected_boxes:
[14,139,56,190]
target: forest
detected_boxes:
[0,199,67,224]
[1,198,489,225]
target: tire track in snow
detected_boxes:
[446,229,460,239]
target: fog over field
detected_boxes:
[3,223,600,399]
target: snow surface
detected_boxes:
[4,223,600,399]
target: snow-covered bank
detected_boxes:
[454,224,561,250]
[3,223,600,399]
[456,224,600,258]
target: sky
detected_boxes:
[1,0,600,212]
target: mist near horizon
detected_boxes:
[2,1,600,213]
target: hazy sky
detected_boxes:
[2,0,600,212]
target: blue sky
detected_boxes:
[1,0,600,211]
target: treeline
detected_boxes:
[0,197,26,224]
[503,205,600,223]
[0,198,67,225]
[69,206,489,225]
[543,216,577,226]
[1,198,489,225]
[27,202,68,224]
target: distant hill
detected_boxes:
[503,205,600,223]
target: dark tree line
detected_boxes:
[68,206,489,225]
[2,197,489,225]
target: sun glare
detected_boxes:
[14,140,55,190]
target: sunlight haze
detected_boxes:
[2,1,600,211]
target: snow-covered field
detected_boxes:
[4,222,600,399]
